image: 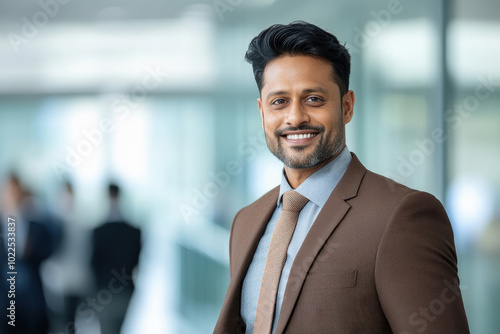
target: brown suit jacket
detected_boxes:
[214,153,469,334]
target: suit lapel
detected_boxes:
[216,187,279,332]
[232,186,280,285]
[275,153,367,333]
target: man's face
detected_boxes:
[257,55,354,169]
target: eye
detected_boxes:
[271,98,287,105]
[307,96,324,103]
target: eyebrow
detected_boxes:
[266,86,328,99]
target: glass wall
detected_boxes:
[446,6,500,332]
[0,0,498,333]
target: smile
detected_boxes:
[286,133,317,140]
[280,130,320,145]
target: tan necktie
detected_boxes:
[253,190,309,334]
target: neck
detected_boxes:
[284,146,344,189]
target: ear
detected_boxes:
[257,97,264,129]
[342,90,355,125]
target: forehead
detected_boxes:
[261,55,338,93]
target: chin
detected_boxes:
[283,155,320,169]
[284,162,316,169]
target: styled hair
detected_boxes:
[245,21,351,96]
[108,183,120,198]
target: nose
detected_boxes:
[285,100,310,127]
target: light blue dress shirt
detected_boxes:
[241,146,352,333]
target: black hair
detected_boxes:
[245,20,351,96]
[108,183,120,198]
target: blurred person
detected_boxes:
[91,183,141,334]
[41,180,92,334]
[215,22,469,333]
[0,173,55,334]
[21,187,63,253]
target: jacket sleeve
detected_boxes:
[214,208,247,334]
[228,208,243,278]
[375,191,470,334]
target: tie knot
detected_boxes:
[282,191,309,213]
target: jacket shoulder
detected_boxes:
[362,169,443,203]
[235,185,280,220]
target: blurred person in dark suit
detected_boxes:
[0,174,55,334]
[91,183,141,334]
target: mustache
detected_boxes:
[275,125,324,136]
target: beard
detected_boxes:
[264,123,345,169]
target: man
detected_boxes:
[91,183,141,334]
[0,174,55,334]
[214,21,469,333]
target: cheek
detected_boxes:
[308,114,332,131]
[318,109,343,128]
[263,112,282,130]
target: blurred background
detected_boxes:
[0,0,499,333]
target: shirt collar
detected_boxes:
[277,146,352,208]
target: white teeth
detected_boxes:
[286,133,316,140]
